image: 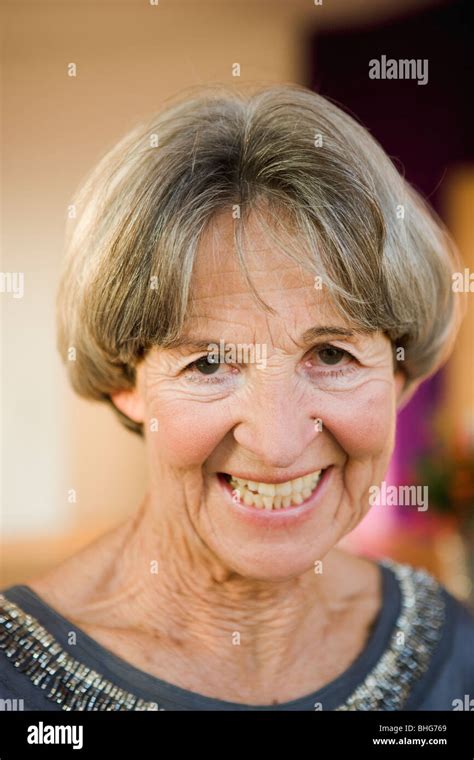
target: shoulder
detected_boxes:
[0,589,62,710]
[0,586,157,712]
[336,558,474,711]
[438,581,474,686]
[382,559,474,710]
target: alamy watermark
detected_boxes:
[452,694,474,710]
[27,722,83,750]
[206,340,267,370]
[369,481,429,512]
[369,55,429,86]
[452,268,474,292]
[0,697,24,710]
[0,271,24,298]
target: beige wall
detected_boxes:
[2,0,307,546]
[444,168,474,443]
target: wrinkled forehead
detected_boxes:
[189,210,322,306]
[184,210,355,344]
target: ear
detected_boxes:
[394,370,422,412]
[111,385,145,425]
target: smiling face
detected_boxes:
[114,210,405,581]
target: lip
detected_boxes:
[218,468,325,485]
[217,466,333,528]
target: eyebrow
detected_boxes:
[169,326,372,352]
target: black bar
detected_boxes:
[0,710,473,757]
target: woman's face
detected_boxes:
[117,211,404,581]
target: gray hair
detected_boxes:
[57,83,463,436]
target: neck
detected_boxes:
[92,496,368,678]
[34,493,380,704]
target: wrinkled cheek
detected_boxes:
[328,387,397,526]
[144,399,227,467]
[326,384,396,461]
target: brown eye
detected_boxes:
[193,356,221,375]
[318,347,346,366]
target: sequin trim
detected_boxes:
[335,560,445,710]
[0,560,445,711]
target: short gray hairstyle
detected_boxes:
[57,83,462,436]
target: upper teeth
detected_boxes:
[232,471,321,495]
[228,469,322,510]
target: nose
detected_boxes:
[232,384,320,469]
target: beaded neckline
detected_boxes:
[0,560,445,711]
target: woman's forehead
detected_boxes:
[187,215,358,339]
[190,210,317,300]
[184,289,364,353]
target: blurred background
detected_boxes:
[1,0,473,605]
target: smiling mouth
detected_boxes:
[219,468,325,511]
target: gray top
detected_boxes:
[1,560,474,711]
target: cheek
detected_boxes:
[145,395,231,466]
[323,382,396,459]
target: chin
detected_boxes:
[204,528,343,582]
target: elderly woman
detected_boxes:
[1,84,473,712]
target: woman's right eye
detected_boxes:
[182,355,238,387]
[189,356,222,375]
